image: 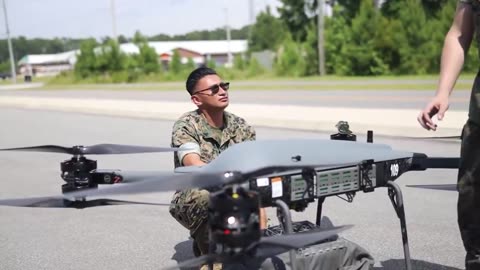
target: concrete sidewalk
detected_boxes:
[0,83,44,90]
[0,95,467,138]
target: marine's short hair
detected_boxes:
[186,66,218,95]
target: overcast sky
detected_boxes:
[0,0,282,39]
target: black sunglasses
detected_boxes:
[194,82,230,96]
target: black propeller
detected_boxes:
[166,225,353,270]
[0,143,183,155]
[0,170,177,208]
[0,196,171,209]
[405,136,461,140]
[406,184,456,191]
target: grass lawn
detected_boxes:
[14,73,477,91]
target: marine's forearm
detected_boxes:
[437,33,468,98]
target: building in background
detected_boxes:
[148,40,247,68]
[17,40,248,77]
[17,50,78,77]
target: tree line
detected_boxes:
[0,26,250,75]
[1,0,475,77]
[251,0,478,76]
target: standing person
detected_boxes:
[168,66,267,265]
[418,1,480,269]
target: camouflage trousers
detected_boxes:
[169,188,211,255]
[458,119,480,270]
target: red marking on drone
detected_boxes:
[113,176,122,183]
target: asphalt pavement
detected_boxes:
[0,108,464,270]
[0,88,470,138]
[0,88,471,110]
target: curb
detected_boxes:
[0,96,466,138]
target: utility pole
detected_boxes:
[317,0,325,76]
[2,0,16,83]
[110,0,117,41]
[225,7,232,67]
[248,0,255,40]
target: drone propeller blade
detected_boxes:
[406,136,461,140]
[0,145,72,154]
[0,196,171,208]
[252,225,353,258]
[80,144,181,155]
[0,144,182,155]
[406,184,456,191]
[0,196,69,208]
[164,254,219,270]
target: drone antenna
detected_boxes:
[367,130,373,143]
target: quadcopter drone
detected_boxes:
[0,123,460,270]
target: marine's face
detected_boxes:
[191,74,229,110]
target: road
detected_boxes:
[0,108,464,270]
[0,88,471,110]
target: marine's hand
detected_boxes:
[417,95,450,131]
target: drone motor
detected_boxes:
[208,185,261,255]
[60,155,98,193]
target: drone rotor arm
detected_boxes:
[64,171,228,199]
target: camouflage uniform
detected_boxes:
[168,109,256,255]
[457,1,480,268]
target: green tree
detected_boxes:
[324,5,352,75]
[277,0,317,42]
[248,6,286,52]
[206,58,217,69]
[302,21,319,75]
[325,0,389,75]
[345,0,389,75]
[185,57,196,71]
[246,57,265,77]
[395,0,433,74]
[74,38,98,78]
[274,34,306,76]
[330,0,361,21]
[382,0,448,18]
[96,38,127,73]
[133,31,160,74]
[118,34,129,44]
[169,50,182,74]
[233,54,246,70]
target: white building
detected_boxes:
[17,40,248,77]
[17,50,78,77]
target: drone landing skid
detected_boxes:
[387,181,412,270]
[314,181,412,270]
[275,199,297,270]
